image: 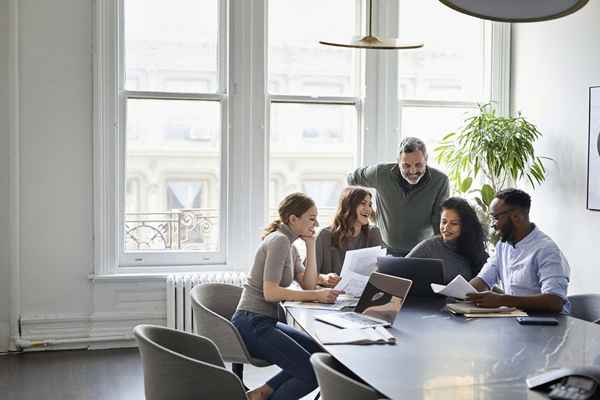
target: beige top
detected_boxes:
[237,224,305,318]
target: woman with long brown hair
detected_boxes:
[315,186,383,286]
[232,192,342,400]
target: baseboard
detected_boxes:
[18,311,166,351]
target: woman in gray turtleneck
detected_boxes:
[407,197,488,283]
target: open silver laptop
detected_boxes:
[316,272,412,329]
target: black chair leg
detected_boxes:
[232,363,250,391]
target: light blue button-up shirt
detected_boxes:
[477,225,571,313]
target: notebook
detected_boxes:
[316,272,412,329]
[446,302,528,318]
[316,326,396,345]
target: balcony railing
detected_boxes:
[125,207,336,251]
[125,208,219,251]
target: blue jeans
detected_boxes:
[232,310,321,400]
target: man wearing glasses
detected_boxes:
[468,188,571,313]
[347,137,449,256]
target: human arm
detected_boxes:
[261,235,342,303]
[430,175,450,235]
[465,291,564,313]
[347,165,379,188]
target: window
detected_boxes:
[268,0,361,227]
[395,0,503,164]
[94,0,508,274]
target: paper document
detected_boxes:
[334,246,386,297]
[446,302,527,318]
[316,326,396,345]
[431,275,477,300]
[283,297,359,311]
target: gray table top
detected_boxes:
[285,299,600,400]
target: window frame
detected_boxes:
[93,0,509,275]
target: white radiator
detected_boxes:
[166,271,247,333]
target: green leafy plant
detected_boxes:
[435,103,551,213]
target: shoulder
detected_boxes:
[531,228,564,256]
[366,225,381,236]
[264,231,292,250]
[317,227,334,239]
[427,166,449,183]
[415,236,442,249]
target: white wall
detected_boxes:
[0,0,11,351]
[511,1,600,294]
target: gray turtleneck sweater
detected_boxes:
[406,235,475,283]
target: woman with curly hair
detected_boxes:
[407,197,489,282]
[314,186,383,286]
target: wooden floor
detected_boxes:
[0,348,317,400]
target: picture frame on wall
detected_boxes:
[588,86,600,211]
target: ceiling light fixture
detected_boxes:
[438,0,590,23]
[319,0,424,50]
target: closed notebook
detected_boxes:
[316,326,396,345]
[447,302,528,318]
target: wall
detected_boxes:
[511,1,600,294]
[0,0,11,351]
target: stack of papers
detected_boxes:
[334,246,387,297]
[446,302,528,318]
[284,295,359,311]
[316,326,396,345]
[430,275,477,300]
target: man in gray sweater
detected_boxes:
[348,137,449,256]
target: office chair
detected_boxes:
[310,353,384,400]
[568,294,600,324]
[190,283,271,389]
[133,324,246,400]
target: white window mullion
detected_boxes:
[228,0,267,269]
[490,22,511,117]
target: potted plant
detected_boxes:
[434,103,551,241]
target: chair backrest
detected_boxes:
[190,283,252,363]
[568,294,600,324]
[133,324,246,400]
[310,353,381,400]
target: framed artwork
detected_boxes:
[588,86,600,211]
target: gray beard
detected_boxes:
[401,171,424,185]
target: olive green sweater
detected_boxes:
[348,163,449,254]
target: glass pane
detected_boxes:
[269,0,358,97]
[269,103,357,226]
[125,99,221,252]
[124,0,219,93]
[398,0,487,102]
[400,106,476,170]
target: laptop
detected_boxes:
[315,272,412,329]
[376,256,445,297]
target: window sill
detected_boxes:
[89,264,245,283]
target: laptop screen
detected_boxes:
[354,272,412,324]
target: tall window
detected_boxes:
[94,0,508,273]
[397,0,492,170]
[121,0,226,265]
[268,0,361,227]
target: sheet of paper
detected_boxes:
[283,298,358,311]
[334,246,386,296]
[430,275,477,300]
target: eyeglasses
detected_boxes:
[489,208,516,222]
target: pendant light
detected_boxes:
[319,0,423,50]
[438,0,589,23]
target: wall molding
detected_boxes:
[8,0,21,352]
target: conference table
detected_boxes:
[284,298,600,400]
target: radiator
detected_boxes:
[166,271,247,333]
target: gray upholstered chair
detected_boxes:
[133,324,246,400]
[190,283,271,388]
[568,294,600,324]
[310,353,383,400]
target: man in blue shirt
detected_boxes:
[468,188,570,313]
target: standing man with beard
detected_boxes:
[468,188,571,313]
[347,137,449,256]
